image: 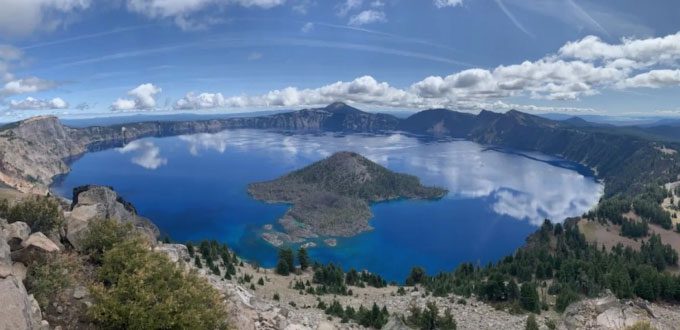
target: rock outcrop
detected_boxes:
[0,227,12,277]
[3,221,32,251]
[0,275,45,330]
[559,293,680,330]
[154,243,190,263]
[65,185,159,249]
[0,228,46,330]
[10,232,61,264]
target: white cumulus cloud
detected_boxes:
[0,0,91,37]
[0,45,59,98]
[301,22,314,33]
[174,92,226,110]
[2,77,58,96]
[196,31,680,112]
[336,0,363,16]
[558,32,680,68]
[125,0,285,30]
[348,10,386,26]
[618,70,680,89]
[433,0,463,8]
[8,97,68,110]
[111,83,162,111]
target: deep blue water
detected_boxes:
[52,129,603,281]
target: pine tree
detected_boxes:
[507,279,520,301]
[186,242,194,257]
[525,314,539,330]
[520,282,540,313]
[298,247,310,271]
[276,248,294,276]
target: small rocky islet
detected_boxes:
[248,151,447,247]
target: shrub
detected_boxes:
[6,196,63,233]
[556,288,579,313]
[405,301,456,330]
[89,239,228,329]
[525,314,539,330]
[545,319,556,330]
[79,219,137,263]
[25,254,76,308]
[0,198,9,217]
[626,321,654,330]
[406,266,426,285]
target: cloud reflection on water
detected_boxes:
[117,140,168,170]
[177,130,603,225]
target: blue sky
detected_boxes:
[1,0,680,120]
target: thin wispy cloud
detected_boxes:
[565,0,610,37]
[311,21,465,55]
[52,37,473,69]
[272,38,472,66]
[20,24,156,50]
[494,0,535,38]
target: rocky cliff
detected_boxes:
[1,102,679,197]
[0,103,400,194]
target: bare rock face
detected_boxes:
[0,275,43,330]
[3,221,31,251]
[65,185,159,250]
[10,232,61,264]
[559,294,676,330]
[154,243,190,263]
[0,229,12,278]
[12,262,27,282]
[382,316,411,330]
[0,116,85,194]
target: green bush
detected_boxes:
[6,196,63,233]
[79,219,137,263]
[555,288,579,313]
[405,301,456,330]
[89,239,228,329]
[0,198,9,217]
[525,314,539,330]
[625,321,654,330]
[25,254,76,308]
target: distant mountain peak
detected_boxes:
[322,102,363,114]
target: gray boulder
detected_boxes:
[66,185,159,250]
[560,294,663,330]
[382,316,411,330]
[0,229,12,278]
[10,232,60,264]
[0,275,43,330]
[12,262,27,282]
[72,285,89,300]
[154,243,190,263]
[3,221,31,251]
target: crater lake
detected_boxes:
[52,129,603,281]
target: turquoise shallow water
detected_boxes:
[52,129,603,281]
